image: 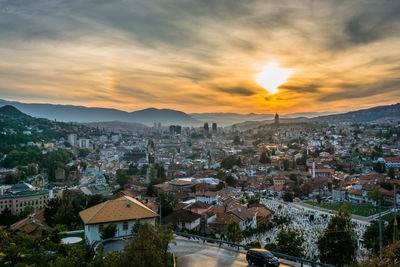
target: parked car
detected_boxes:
[246,248,280,266]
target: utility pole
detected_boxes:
[159,197,162,227]
[394,185,398,243]
[379,199,383,257]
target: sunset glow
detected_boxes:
[256,63,292,95]
[0,0,399,114]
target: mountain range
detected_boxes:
[232,103,400,130]
[0,99,399,127]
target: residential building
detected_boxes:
[79,196,158,244]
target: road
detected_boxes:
[170,237,297,267]
[103,236,300,267]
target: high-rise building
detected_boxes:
[175,125,182,135]
[169,125,181,135]
[274,113,280,124]
[204,123,209,136]
[68,134,77,147]
[212,123,217,133]
[169,125,175,135]
[79,138,90,149]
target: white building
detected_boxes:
[68,134,78,147]
[79,138,90,149]
[195,191,218,204]
[79,196,158,244]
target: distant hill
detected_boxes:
[0,105,30,119]
[0,106,88,150]
[190,113,274,126]
[1,99,398,127]
[232,102,400,130]
[82,121,148,134]
[310,103,400,124]
[232,117,310,131]
[0,99,199,126]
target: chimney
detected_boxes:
[127,199,130,208]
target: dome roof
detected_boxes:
[10,182,34,192]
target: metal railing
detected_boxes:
[94,233,133,250]
[174,232,335,267]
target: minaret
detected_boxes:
[146,166,150,184]
[274,113,280,124]
[312,161,316,178]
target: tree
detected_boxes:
[388,167,395,179]
[0,208,18,227]
[157,193,176,219]
[363,220,381,255]
[116,169,129,188]
[216,181,225,191]
[86,194,105,208]
[27,164,37,175]
[113,223,174,267]
[100,224,117,240]
[380,181,394,191]
[282,192,293,202]
[259,152,271,164]
[146,183,157,197]
[127,164,140,175]
[225,175,238,187]
[44,198,63,227]
[221,155,241,169]
[368,187,385,256]
[275,228,305,257]
[316,194,322,204]
[362,241,400,266]
[282,159,290,171]
[78,148,90,158]
[4,172,22,184]
[52,202,78,228]
[296,154,307,165]
[301,182,313,197]
[317,204,357,266]
[233,135,241,145]
[227,220,243,244]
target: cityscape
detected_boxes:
[1,0,400,267]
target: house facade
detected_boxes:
[79,196,158,244]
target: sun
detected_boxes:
[256,62,292,94]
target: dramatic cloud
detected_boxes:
[0,0,399,114]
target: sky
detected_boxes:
[0,0,400,114]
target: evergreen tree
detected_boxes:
[317,204,357,266]
[275,228,305,257]
[388,167,395,179]
[259,152,271,164]
[282,192,293,202]
[227,220,243,244]
[282,159,290,171]
[100,224,117,240]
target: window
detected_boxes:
[99,224,104,233]
[123,222,128,231]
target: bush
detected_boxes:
[265,242,278,251]
[246,241,261,248]
[100,224,117,240]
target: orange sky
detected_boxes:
[0,0,399,114]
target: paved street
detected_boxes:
[170,237,297,267]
